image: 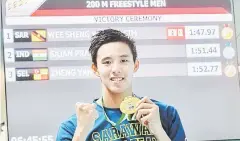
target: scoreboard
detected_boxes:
[3,25,237,81]
[2,0,240,141]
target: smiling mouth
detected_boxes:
[110,77,124,82]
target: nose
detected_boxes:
[112,62,121,75]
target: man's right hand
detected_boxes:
[73,103,98,141]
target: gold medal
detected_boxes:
[221,24,233,39]
[120,96,140,114]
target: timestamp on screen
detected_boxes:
[11,135,54,141]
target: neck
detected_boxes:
[102,86,132,108]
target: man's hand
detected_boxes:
[135,97,171,141]
[74,103,98,140]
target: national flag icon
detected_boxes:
[33,68,49,80]
[32,49,48,61]
[31,30,47,42]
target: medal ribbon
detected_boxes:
[101,98,127,126]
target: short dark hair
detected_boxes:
[89,29,137,66]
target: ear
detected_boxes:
[133,59,139,73]
[91,63,100,77]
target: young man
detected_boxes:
[56,29,186,141]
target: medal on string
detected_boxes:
[120,96,140,114]
[101,95,140,126]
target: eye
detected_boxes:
[121,59,129,63]
[103,60,111,64]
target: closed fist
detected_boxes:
[75,103,98,134]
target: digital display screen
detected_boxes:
[2,0,240,141]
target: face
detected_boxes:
[92,42,139,94]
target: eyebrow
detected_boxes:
[120,54,129,58]
[101,54,130,61]
[101,57,111,62]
